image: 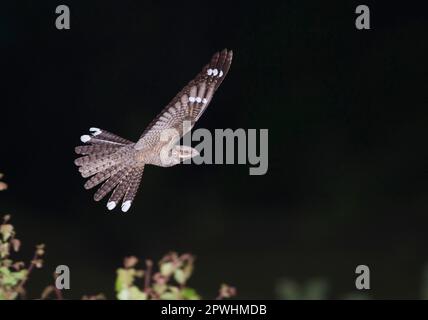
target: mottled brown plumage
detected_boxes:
[74,49,233,212]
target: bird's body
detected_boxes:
[74,49,233,212]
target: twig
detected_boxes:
[144,259,153,294]
[53,286,64,300]
[16,250,38,296]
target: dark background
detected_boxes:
[1,0,428,299]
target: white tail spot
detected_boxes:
[196,97,202,103]
[189,96,196,103]
[107,201,116,210]
[219,70,223,77]
[122,200,132,212]
[207,68,213,76]
[202,98,208,104]
[212,69,218,76]
[80,135,91,143]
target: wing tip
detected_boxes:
[228,49,233,60]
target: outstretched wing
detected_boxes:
[135,49,233,150]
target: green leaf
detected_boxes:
[160,287,180,300]
[118,286,147,300]
[12,270,27,281]
[115,268,135,292]
[182,262,193,280]
[160,291,178,300]
[117,289,129,300]
[1,271,19,286]
[128,286,147,300]
[0,267,10,275]
[153,283,167,295]
[174,269,186,285]
[181,287,200,300]
[0,243,10,258]
[160,262,174,277]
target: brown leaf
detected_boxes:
[36,244,45,256]
[12,261,25,271]
[0,224,14,241]
[11,238,21,252]
[40,286,55,300]
[124,256,138,268]
[153,272,167,285]
[218,284,237,299]
[0,242,10,258]
[32,259,43,268]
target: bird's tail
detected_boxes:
[74,128,144,212]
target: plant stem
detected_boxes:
[144,259,153,294]
[16,250,38,296]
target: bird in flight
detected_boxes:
[74,49,233,212]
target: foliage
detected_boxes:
[275,278,329,300]
[0,174,46,299]
[0,171,236,300]
[275,278,370,300]
[0,216,235,300]
[114,253,236,300]
[0,214,45,300]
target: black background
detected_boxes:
[1,0,428,299]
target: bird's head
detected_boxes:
[170,145,200,165]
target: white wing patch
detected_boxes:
[89,127,102,136]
